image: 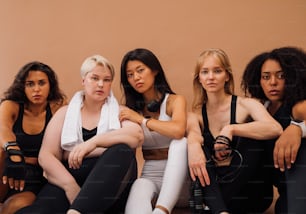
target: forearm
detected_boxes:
[39,154,77,191]
[230,121,282,140]
[87,127,143,149]
[146,119,186,139]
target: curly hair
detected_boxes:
[241,46,306,109]
[1,61,66,105]
[120,48,174,111]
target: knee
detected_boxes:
[3,194,35,213]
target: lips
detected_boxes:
[268,90,280,95]
[135,82,144,88]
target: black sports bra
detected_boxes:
[13,103,52,157]
[202,95,238,151]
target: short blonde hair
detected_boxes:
[80,54,115,79]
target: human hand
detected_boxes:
[68,142,96,169]
[273,124,302,171]
[188,142,210,187]
[2,144,26,191]
[119,107,143,125]
[213,135,232,161]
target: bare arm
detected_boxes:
[67,106,144,169]
[120,94,187,139]
[186,111,210,187]
[274,100,306,171]
[38,106,79,193]
[221,97,283,140]
[0,101,19,147]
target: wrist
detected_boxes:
[141,117,152,128]
[3,141,18,151]
[290,119,306,138]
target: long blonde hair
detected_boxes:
[192,48,234,111]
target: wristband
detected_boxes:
[290,119,306,138]
[141,117,151,128]
[3,141,18,151]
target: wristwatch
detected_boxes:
[290,119,306,138]
[3,141,18,151]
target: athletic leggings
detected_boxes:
[125,138,189,214]
[16,143,137,214]
[201,138,273,214]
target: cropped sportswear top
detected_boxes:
[13,103,52,157]
[202,95,239,152]
[142,93,172,150]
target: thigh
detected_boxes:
[15,183,70,214]
[2,191,35,214]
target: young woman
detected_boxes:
[0,61,66,214]
[120,48,188,214]
[16,54,143,214]
[241,46,306,213]
[187,48,282,214]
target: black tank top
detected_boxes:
[13,103,52,157]
[202,95,238,152]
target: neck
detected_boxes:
[206,91,231,108]
[25,102,47,116]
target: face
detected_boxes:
[24,71,50,105]
[198,55,229,93]
[125,60,156,94]
[260,59,285,102]
[82,64,113,102]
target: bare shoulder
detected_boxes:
[292,100,306,119]
[167,94,187,110]
[237,96,263,108]
[167,94,186,103]
[0,100,19,116]
[49,101,68,115]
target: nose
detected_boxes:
[269,75,277,85]
[97,79,103,87]
[133,72,141,80]
[207,71,214,79]
[33,84,41,91]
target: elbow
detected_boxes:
[172,127,186,139]
[130,128,144,148]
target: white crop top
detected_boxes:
[142,93,172,150]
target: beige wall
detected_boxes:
[1,0,305,108]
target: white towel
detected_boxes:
[61,90,121,151]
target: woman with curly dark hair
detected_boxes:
[241,46,306,213]
[0,61,66,214]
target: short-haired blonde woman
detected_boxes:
[187,48,282,213]
[16,55,143,214]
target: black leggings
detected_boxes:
[16,144,137,214]
[201,138,273,214]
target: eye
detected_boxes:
[90,76,99,81]
[126,73,133,78]
[137,68,145,73]
[38,80,47,86]
[261,74,270,80]
[276,72,285,79]
[200,70,208,74]
[25,82,34,88]
[104,78,112,82]
[214,68,223,73]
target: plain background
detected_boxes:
[1,1,305,213]
[0,0,305,108]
